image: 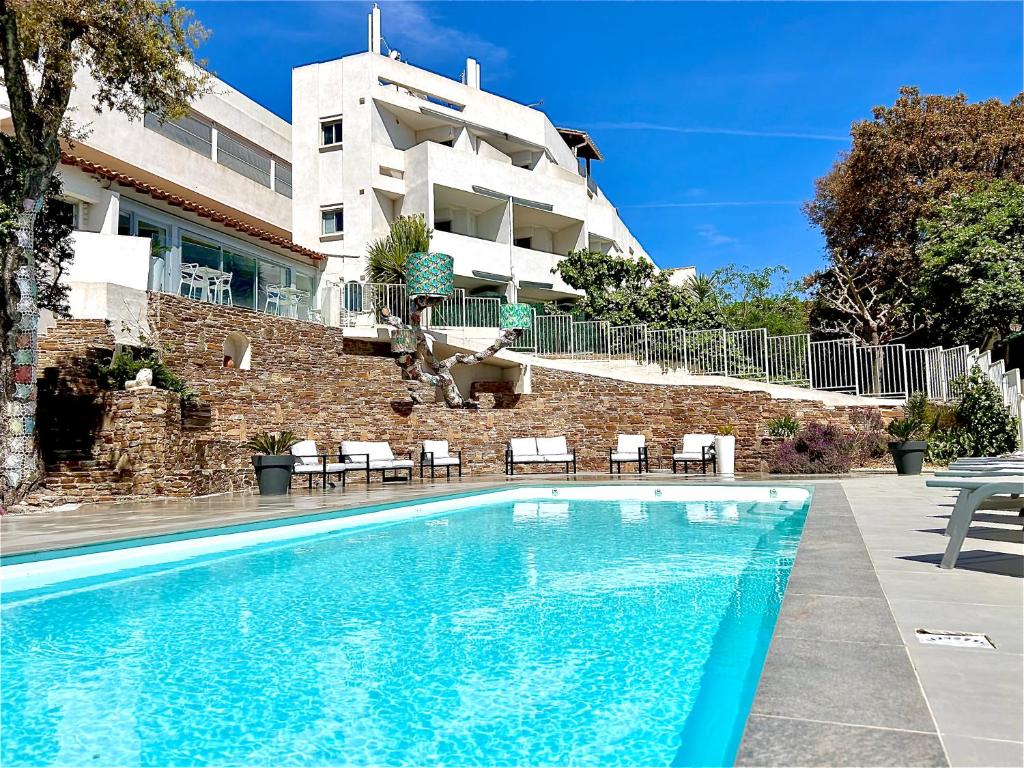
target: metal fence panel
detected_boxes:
[685,328,727,375]
[856,344,907,398]
[610,324,648,365]
[725,328,768,380]
[941,345,970,393]
[905,347,929,397]
[534,314,574,357]
[571,321,611,360]
[648,328,687,372]
[768,334,811,387]
[809,338,858,393]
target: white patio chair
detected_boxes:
[609,434,649,474]
[290,439,349,489]
[505,436,576,475]
[340,440,414,483]
[925,474,1024,569]
[420,440,462,480]
[673,434,717,474]
[264,284,283,315]
[178,263,204,300]
[209,272,233,307]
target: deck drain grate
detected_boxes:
[915,629,995,649]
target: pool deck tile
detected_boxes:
[737,716,949,767]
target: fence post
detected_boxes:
[761,328,769,382]
[851,340,861,396]
[721,328,729,377]
[803,335,812,390]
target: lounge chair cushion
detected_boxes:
[509,438,539,458]
[611,451,645,462]
[616,434,646,453]
[682,434,716,454]
[293,462,347,474]
[291,440,321,466]
[425,456,460,466]
[342,440,394,463]
[536,436,569,456]
[541,453,575,463]
[673,452,709,461]
[422,440,449,459]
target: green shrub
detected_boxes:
[927,366,1019,464]
[887,416,924,441]
[765,415,800,438]
[97,350,197,404]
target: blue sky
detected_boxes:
[185,1,1023,279]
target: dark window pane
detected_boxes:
[435,220,452,233]
[118,211,133,236]
[223,250,258,310]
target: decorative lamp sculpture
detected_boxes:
[406,251,454,300]
[499,303,533,330]
[381,252,528,408]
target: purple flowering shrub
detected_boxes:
[770,412,887,474]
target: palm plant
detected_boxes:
[365,215,432,284]
[244,431,299,455]
[686,274,719,305]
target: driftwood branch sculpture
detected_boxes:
[382,296,520,408]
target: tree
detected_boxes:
[711,264,809,336]
[806,87,1024,344]
[364,215,432,284]
[555,249,723,330]
[916,180,1024,350]
[0,0,208,507]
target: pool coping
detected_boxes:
[735,483,949,767]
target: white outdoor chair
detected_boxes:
[290,439,349,489]
[209,272,233,307]
[420,440,462,480]
[340,440,414,483]
[264,284,283,315]
[673,434,717,474]
[925,474,1024,569]
[178,263,204,300]
[505,436,576,475]
[609,434,649,474]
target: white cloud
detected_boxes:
[372,1,509,73]
[697,224,738,247]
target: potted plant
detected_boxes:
[886,416,927,475]
[245,431,299,495]
[714,424,736,475]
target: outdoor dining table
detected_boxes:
[276,286,309,319]
[192,266,231,303]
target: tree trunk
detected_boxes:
[1,202,45,511]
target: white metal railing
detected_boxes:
[768,333,811,387]
[809,338,857,393]
[320,282,1021,430]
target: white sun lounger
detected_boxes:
[925,475,1024,569]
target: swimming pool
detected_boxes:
[1,485,810,767]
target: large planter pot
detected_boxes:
[251,454,294,495]
[889,441,928,476]
[714,435,736,475]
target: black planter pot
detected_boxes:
[889,440,928,476]
[252,454,294,495]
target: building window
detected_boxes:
[514,236,532,249]
[50,199,79,230]
[434,219,452,233]
[321,208,344,235]
[144,110,213,157]
[217,131,272,188]
[275,162,292,199]
[321,119,343,147]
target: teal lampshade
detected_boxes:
[499,303,533,330]
[406,251,454,299]
[390,328,419,355]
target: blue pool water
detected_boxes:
[1,493,809,766]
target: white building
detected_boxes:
[3,5,657,330]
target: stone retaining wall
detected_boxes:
[30,293,899,505]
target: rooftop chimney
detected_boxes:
[368,4,381,55]
[465,57,481,89]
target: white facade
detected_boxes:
[291,36,654,305]
[5,5,659,326]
